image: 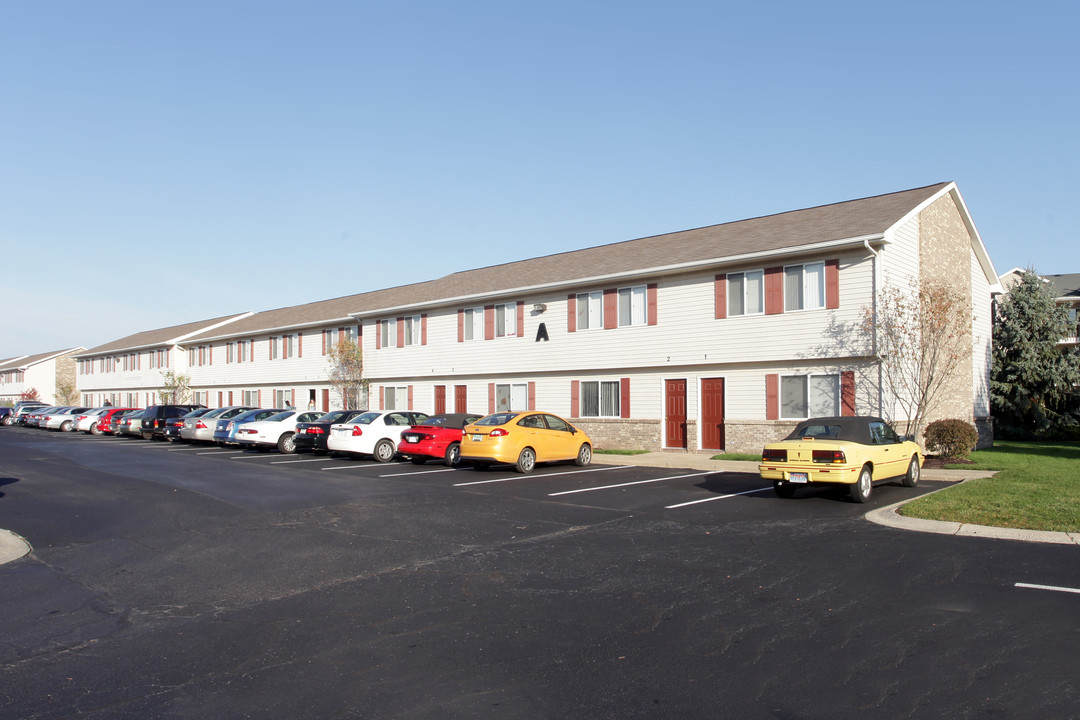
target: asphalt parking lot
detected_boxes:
[2,427,1078,719]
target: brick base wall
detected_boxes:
[577,418,798,455]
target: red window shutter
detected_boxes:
[375,321,382,350]
[298,333,303,358]
[484,306,495,340]
[457,309,464,342]
[765,267,784,315]
[396,318,405,348]
[528,381,535,411]
[209,346,213,365]
[620,377,631,418]
[570,380,580,418]
[257,390,262,407]
[567,294,577,332]
[765,374,779,420]
[647,284,657,326]
[290,389,295,406]
[516,301,525,336]
[379,386,384,410]
[841,371,855,416]
[826,259,840,309]
[322,330,326,355]
[269,340,273,360]
[408,385,414,410]
[603,289,617,329]
[338,327,345,344]
[488,383,495,413]
[714,274,727,319]
[166,350,169,367]
[228,391,233,405]
[421,314,428,345]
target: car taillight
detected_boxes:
[306,427,325,435]
[196,420,207,429]
[239,429,256,435]
[489,428,508,437]
[351,426,363,436]
[77,416,86,421]
[227,422,235,431]
[762,448,787,462]
[812,450,846,464]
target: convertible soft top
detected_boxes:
[783,416,889,446]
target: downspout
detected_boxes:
[864,238,883,416]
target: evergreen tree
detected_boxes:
[991,270,1080,436]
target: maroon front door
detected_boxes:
[701,378,725,451]
[434,385,446,415]
[455,385,468,413]
[665,379,687,449]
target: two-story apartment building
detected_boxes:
[0,348,85,405]
[73,182,1000,452]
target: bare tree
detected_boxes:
[159,370,192,404]
[327,338,365,410]
[863,276,971,440]
[55,379,80,405]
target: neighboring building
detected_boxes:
[74,182,999,452]
[0,348,86,405]
[72,314,252,407]
[998,269,1080,349]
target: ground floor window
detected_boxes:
[384,386,408,410]
[243,390,259,406]
[495,383,528,412]
[580,380,620,417]
[193,391,208,407]
[275,389,293,407]
[781,374,838,419]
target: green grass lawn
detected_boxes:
[900,441,1080,532]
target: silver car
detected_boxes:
[182,406,255,444]
[45,407,92,432]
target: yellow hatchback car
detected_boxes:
[461,411,593,473]
[758,416,923,503]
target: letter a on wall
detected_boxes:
[535,323,549,342]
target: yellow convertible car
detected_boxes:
[759,416,923,503]
[461,411,593,473]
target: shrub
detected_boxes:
[924,419,980,459]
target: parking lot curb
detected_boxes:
[0,529,31,565]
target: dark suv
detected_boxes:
[140,404,205,440]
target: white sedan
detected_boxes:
[234,410,324,453]
[75,408,112,434]
[327,410,430,462]
[44,407,92,432]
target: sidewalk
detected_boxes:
[0,529,30,565]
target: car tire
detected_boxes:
[773,480,796,498]
[444,442,461,467]
[277,433,296,454]
[90,423,102,435]
[575,443,592,466]
[142,432,154,441]
[515,447,537,474]
[902,455,920,487]
[410,456,428,465]
[1,415,12,426]
[851,465,873,503]
[60,420,73,432]
[373,439,396,463]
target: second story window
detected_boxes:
[403,315,421,346]
[728,270,764,316]
[380,318,396,348]
[576,291,602,330]
[785,262,825,312]
[463,307,483,341]
[618,285,646,327]
[494,303,516,337]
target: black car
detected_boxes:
[163,407,213,442]
[293,410,367,454]
[140,404,206,440]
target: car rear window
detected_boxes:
[789,424,842,440]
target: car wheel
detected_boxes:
[90,423,102,435]
[444,442,461,467]
[575,443,592,466]
[60,420,73,432]
[1,415,12,426]
[515,447,537,474]
[773,480,796,498]
[410,455,428,465]
[902,455,920,487]
[373,439,396,463]
[277,432,296,454]
[851,465,873,503]
[142,432,154,441]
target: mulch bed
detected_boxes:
[923,456,975,469]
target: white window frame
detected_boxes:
[494,303,516,338]
[403,315,422,346]
[384,386,408,410]
[463,307,483,341]
[270,337,280,360]
[780,373,839,420]
[380,318,396,348]
[494,383,528,412]
[784,262,826,312]
[243,390,259,405]
[727,270,764,317]
[580,380,621,418]
[226,342,235,364]
[275,389,293,407]
[283,334,295,359]
[324,328,339,355]
[576,291,603,330]
[618,285,647,327]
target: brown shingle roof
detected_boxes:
[76,314,250,356]
[186,182,951,341]
[3,348,84,369]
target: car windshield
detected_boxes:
[348,412,380,425]
[265,411,296,422]
[475,412,519,427]
[317,411,353,423]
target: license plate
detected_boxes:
[471,434,483,441]
[403,434,419,443]
[787,472,809,484]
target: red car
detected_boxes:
[93,408,138,436]
[400,413,482,467]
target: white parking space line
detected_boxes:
[229,454,272,460]
[321,465,371,471]
[381,468,458,477]
[455,465,631,488]
[546,470,716,496]
[665,487,772,509]
[1015,583,1080,596]
[167,447,205,452]
[196,450,245,456]
[270,457,334,464]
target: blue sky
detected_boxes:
[3,0,1077,358]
